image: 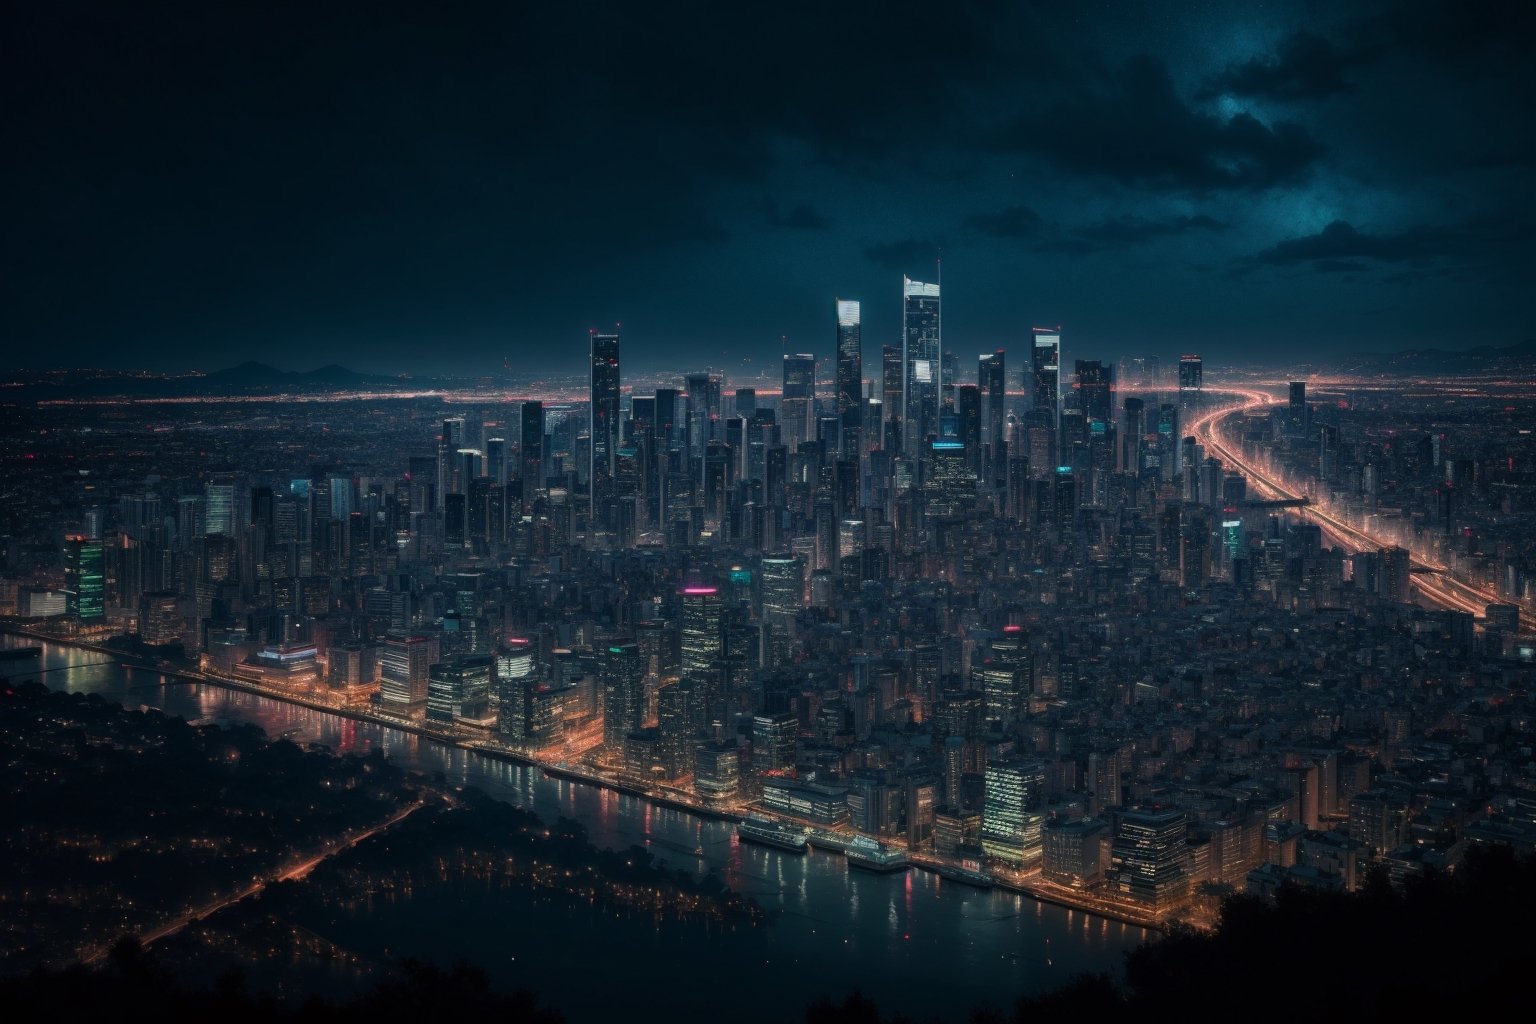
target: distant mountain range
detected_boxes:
[2,361,413,400]
[1321,340,1536,376]
[6,342,1534,402]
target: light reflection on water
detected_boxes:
[5,637,1149,1022]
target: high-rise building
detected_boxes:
[1178,355,1203,410]
[1031,328,1062,469]
[835,299,862,459]
[204,478,236,537]
[882,344,903,450]
[426,655,494,724]
[1075,360,1114,430]
[982,760,1046,865]
[438,417,465,509]
[1031,328,1061,426]
[978,626,1031,727]
[979,350,1005,473]
[379,633,432,715]
[601,641,646,754]
[519,400,545,498]
[902,276,941,456]
[684,371,722,458]
[781,353,816,453]
[1122,396,1146,474]
[1112,809,1189,913]
[590,332,621,528]
[485,437,507,487]
[1289,380,1308,436]
[1043,818,1108,889]
[680,585,723,679]
[752,712,798,774]
[759,555,803,663]
[64,535,105,623]
[957,385,982,475]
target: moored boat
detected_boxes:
[845,835,908,872]
[737,816,810,853]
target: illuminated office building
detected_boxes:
[1112,808,1190,912]
[781,353,816,453]
[379,633,432,715]
[590,331,621,528]
[64,535,105,623]
[1031,328,1061,425]
[601,640,646,754]
[882,344,903,450]
[982,760,1046,865]
[426,655,494,725]
[680,585,723,679]
[902,276,941,456]
[836,299,862,459]
[1178,354,1203,410]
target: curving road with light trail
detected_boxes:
[1186,387,1532,632]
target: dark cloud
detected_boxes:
[996,56,1323,192]
[1243,217,1536,279]
[764,199,833,230]
[1313,259,1371,274]
[863,238,945,269]
[1072,214,1229,245]
[1251,220,1454,268]
[961,205,1046,238]
[1,2,1531,369]
[1200,30,1380,100]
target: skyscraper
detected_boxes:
[519,400,544,499]
[601,640,646,754]
[781,353,816,453]
[680,585,723,680]
[979,350,1005,473]
[1178,354,1203,410]
[882,344,903,450]
[1289,380,1308,436]
[957,384,982,475]
[684,371,722,457]
[590,332,621,531]
[1112,809,1190,912]
[64,534,104,623]
[438,417,465,509]
[204,478,236,537]
[379,633,432,715]
[1075,360,1114,430]
[982,760,1046,865]
[902,276,941,456]
[835,299,862,459]
[1031,328,1061,429]
[485,436,507,487]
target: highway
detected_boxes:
[85,797,429,963]
[1188,388,1533,632]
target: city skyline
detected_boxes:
[4,3,1535,1020]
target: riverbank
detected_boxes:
[2,623,1166,932]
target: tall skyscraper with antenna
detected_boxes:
[590,331,621,534]
[902,275,941,457]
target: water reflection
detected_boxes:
[4,636,1149,1022]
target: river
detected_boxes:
[3,635,1147,1021]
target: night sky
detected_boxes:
[5,1,1533,375]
